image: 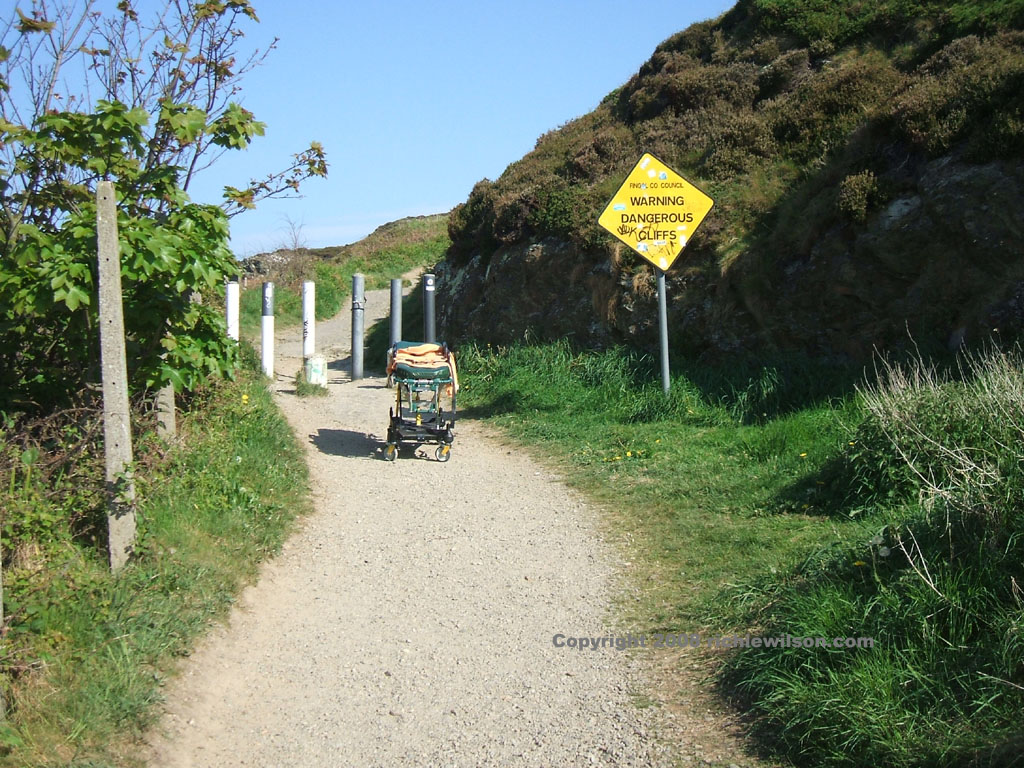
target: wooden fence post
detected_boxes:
[96,181,137,572]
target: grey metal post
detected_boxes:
[351,273,365,380]
[390,278,402,347]
[657,270,670,395]
[423,273,436,344]
[96,181,137,572]
[261,282,274,378]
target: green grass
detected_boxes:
[293,365,329,397]
[456,340,1024,768]
[0,343,310,766]
[456,341,866,625]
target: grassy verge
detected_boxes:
[240,219,449,338]
[0,344,309,766]
[456,340,1024,768]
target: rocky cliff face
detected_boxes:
[767,157,1024,355]
[436,155,1024,359]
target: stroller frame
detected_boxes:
[385,342,457,462]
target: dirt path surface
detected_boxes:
[143,285,679,767]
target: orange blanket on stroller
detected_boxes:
[387,343,459,392]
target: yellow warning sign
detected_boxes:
[598,153,714,272]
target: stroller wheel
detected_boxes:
[435,445,451,463]
[385,444,398,462]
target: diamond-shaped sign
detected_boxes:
[598,153,714,272]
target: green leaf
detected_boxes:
[62,286,90,311]
[160,102,207,144]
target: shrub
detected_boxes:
[892,32,1024,158]
[447,179,498,263]
[755,48,812,101]
[837,170,878,221]
[700,110,777,178]
[768,52,903,162]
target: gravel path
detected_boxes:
[144,284,673,767]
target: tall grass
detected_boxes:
[723,346,1024,767]
[456,340,1024,767]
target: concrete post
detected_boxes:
[156,384,176,439]
[352,273,364,380]
[302,280,315,360]
[225,280,240,341]
[96,181,137,572]
[423,273,436,344]
[261,281,274,378]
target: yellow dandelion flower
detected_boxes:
[626,451,632,457]
[854,560,866,567]
[799,452,807,458]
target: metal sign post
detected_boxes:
[390,278,403,348]
[598,153,715,395]
[656,270,670,395]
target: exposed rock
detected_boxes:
[438,156,1024,360]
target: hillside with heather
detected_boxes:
[437,0,1024,359]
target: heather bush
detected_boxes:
[837,170,878,221]
[893,32,1024,158]
[767,53,903,162]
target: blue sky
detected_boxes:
[186,1,736,256]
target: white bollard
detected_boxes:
[225,280,240,341]
[261,281,274,378]
[302,280,315,360]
